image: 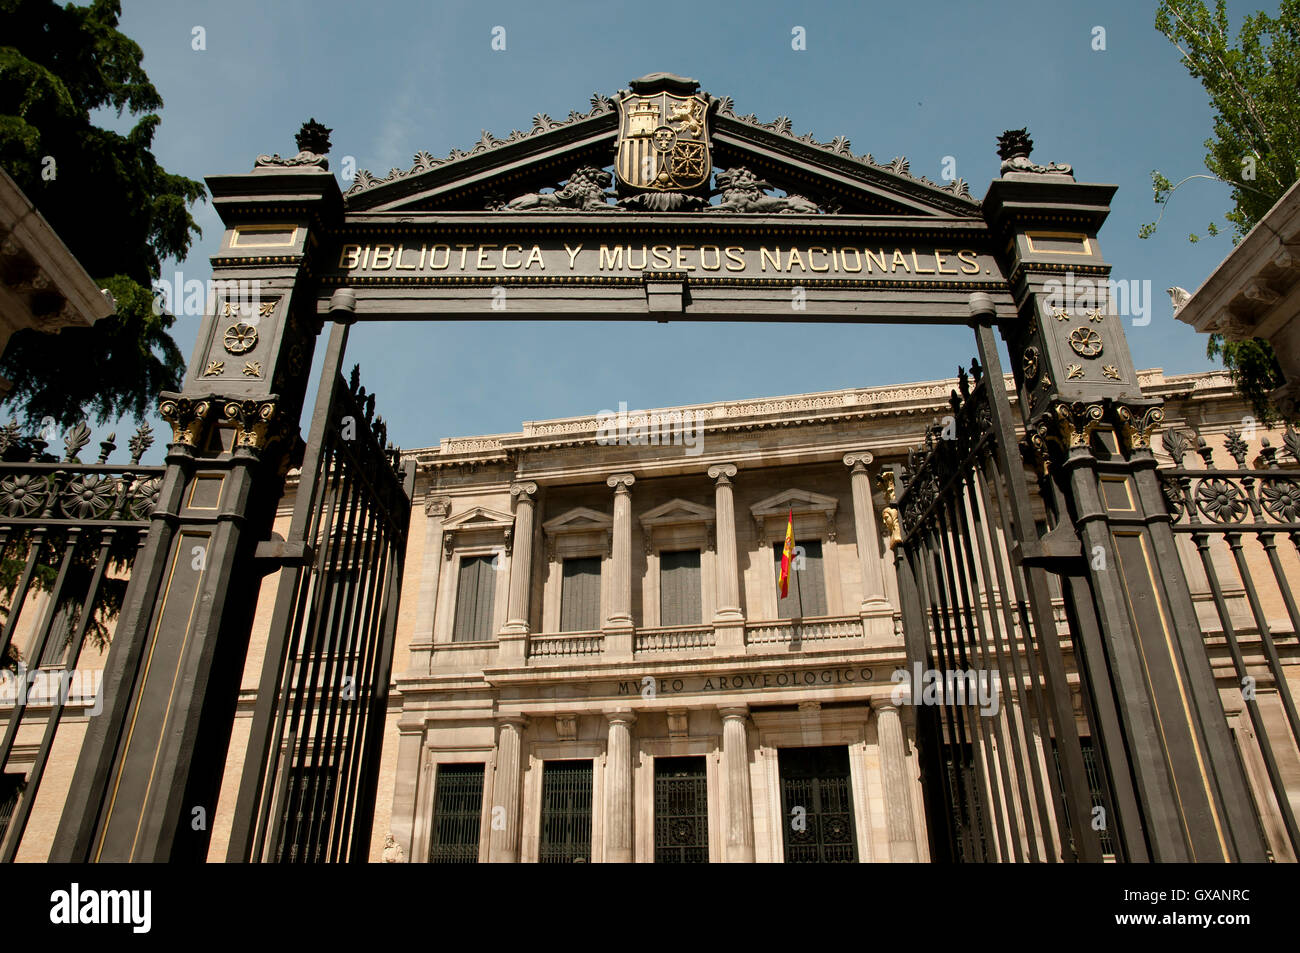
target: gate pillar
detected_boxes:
[51,152,341,861]
[981,141,1266,862]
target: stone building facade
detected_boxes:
[196,364,1288,863]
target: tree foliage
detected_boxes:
[1145,0,1299,423]
[0,0,204,430]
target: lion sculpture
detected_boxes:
[710,167,820,214]
[504,166,616,211]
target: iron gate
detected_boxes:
[654,756,709,863]
[894,348,1116,863]
[538,760,593,863]
[226,320,413,862]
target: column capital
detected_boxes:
[604,709,637,727]
[843,451,874,472]
[509,480,539,501]
[495,714,529,730]
[606,472,636,492]
[718,705,750,722]
[424,495,451,517]
[707,462,738,484]
[872,699,900,716]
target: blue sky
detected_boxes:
[73,0,1258,458]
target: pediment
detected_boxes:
[543,506,613,534]
[750,488,839,520]
[443,505,514,531]
[342,78,980,217]
[639,498,715,529]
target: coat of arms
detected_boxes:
[615,74,712,193]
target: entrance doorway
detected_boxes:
[778,746,858,862]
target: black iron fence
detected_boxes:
[0,421,161,861]
[1159,425,1300,862]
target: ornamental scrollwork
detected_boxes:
[59,474,118,520]
[1259,478,1300,522]
[0,473,49,517]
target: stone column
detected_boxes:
[874,701,919,862]
[488,715,527,863]
[719,706,756,862]
[499,481,538,664]
[604,473,635,658]
[844,452,894,640]
[708,463,746,652]
[604,710,636,862]
[407,496,449,675]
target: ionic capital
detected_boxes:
[708,462,738,485]
[843,451,874,473]
[607,472,636,493]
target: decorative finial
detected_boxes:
[996,128,1073,176]
[295,118,332,155]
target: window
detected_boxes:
[560,556,601,632]
[774,539,828,618]
[275,765,336,863]
[452,554,498,642]
[0,773,25,849]
[659,549,702,627]
[428,763,485,863]
[538,760,593,863]
[654,756,708,863]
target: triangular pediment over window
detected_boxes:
[750,488,838,522]
[341,76,980,217]
[639,498,715,529]
[543,506,613,535]
[443,505,514,532]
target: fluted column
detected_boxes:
[875,701,919,862]
[488,715,527,862]
[844,452,894,640]
[604,473,635,657]
[708,463,746,652]
[604,710,636,862]
[719,706,756,862]
[498,480,538,664]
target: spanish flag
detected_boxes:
[778,508,795,599]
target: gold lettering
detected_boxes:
[957,249,980,274]
[429,244,451,269]
[839,247,862,273]
[501,243,523,269]
[371,244,394,270]
[675,245,696,271]
[394,245,417,270]
[339,244,361,269]
[418,244,427,269]
[360,246,371,269]
[651,245,672,269]
[628,245,648,270]
[598,245,622,270]
[910,250,934,274]
[457,244,474,269]
[864,249,887,273]
[724,246,745,271]
[786,248,807,272]
[525,245,545,269]
[565,244,583,269]
[700,245,722,271]
[760,247,781,272]
[477,244,497,270]
[891,249,911,273]
[934,249,957,274]
[808,247,830,273]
